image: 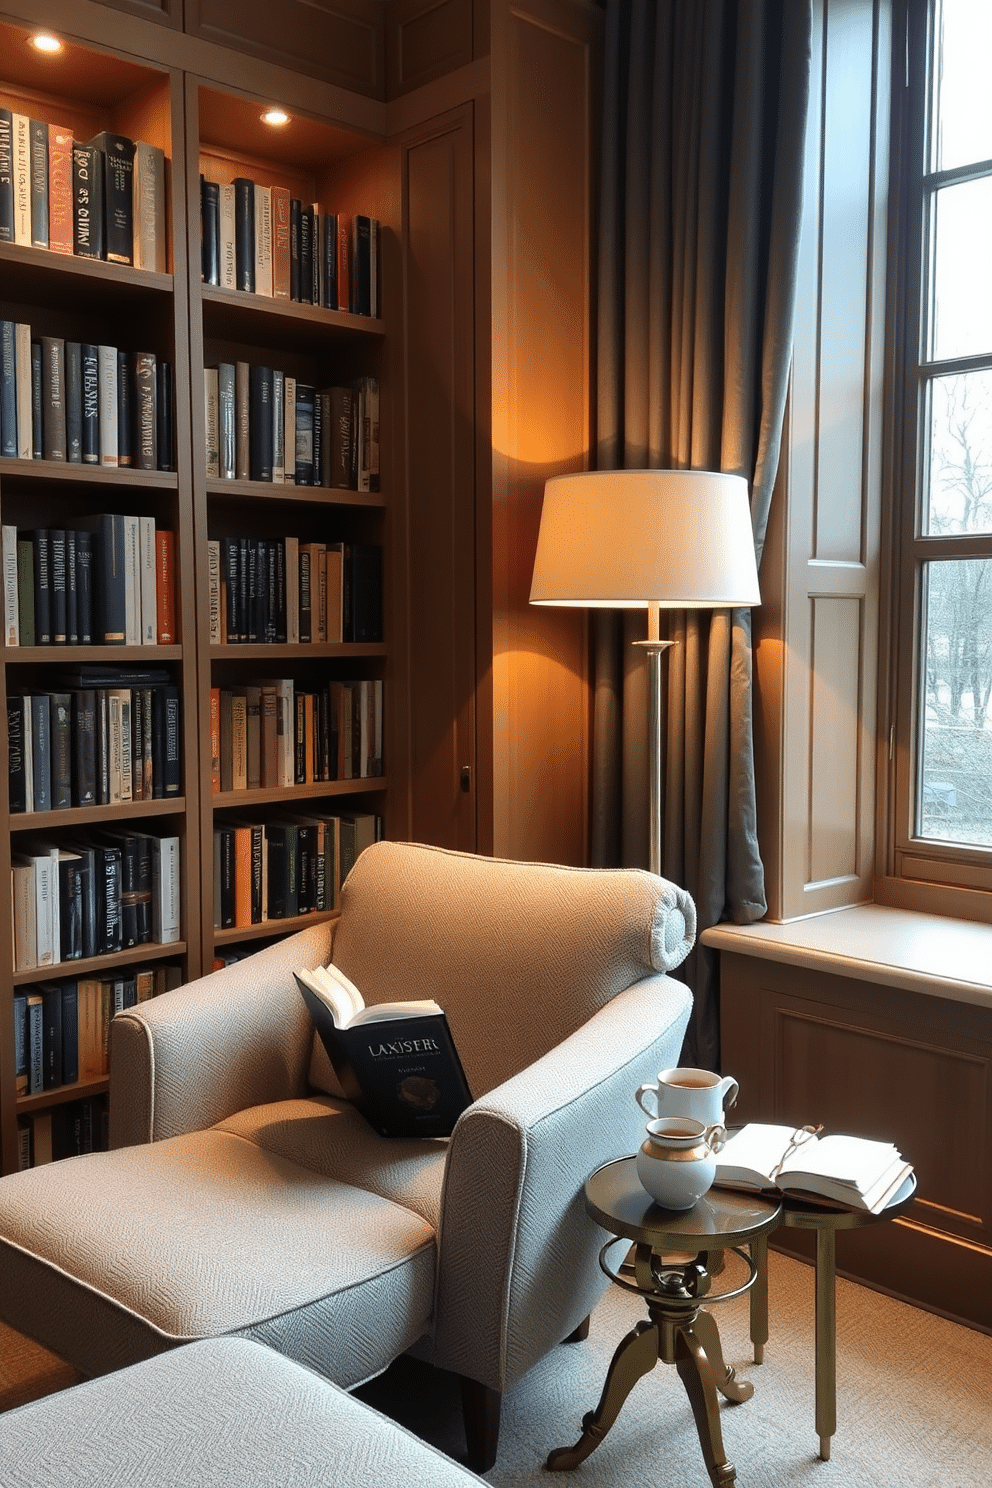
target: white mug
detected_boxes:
[635,1066,739,1128]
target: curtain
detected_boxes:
[593,0,812,1067]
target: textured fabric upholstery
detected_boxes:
[0,1337,485,1488]
[0,841,694,1458]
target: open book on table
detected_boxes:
[295,962,473,1139]
[712,1123,914,1215]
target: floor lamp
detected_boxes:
[529,469,761,878]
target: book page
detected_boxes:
[782,1134,901,1189]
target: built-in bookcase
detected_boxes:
[187,79,394,975]
[0,20,398,1175]
[0,22,198,1175]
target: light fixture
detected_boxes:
[29,33,63,54]
[530,468,761,876]
[261,108,290,126]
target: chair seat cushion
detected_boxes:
[0,1097,444,1386]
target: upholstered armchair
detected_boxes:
[0,842,694,1470]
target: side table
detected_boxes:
[546,1157,781,1488]
[746,1173,917,1460]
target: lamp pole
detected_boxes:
[635,605,674,878]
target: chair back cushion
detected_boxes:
[310,842,695,1100]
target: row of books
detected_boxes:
[8,675,182,814]
[0,325,175,471]
[15,963,179,1096]
[204,363,378,491]
[200,175,378,316]
[11,831,181,972]
[18,1098,109,1169]
[2,520,178,648]
[214,810,380,929]
[207,537,382,645]
[0,115,166,271]
[211,676,383,793]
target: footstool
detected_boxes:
[0,1336,485,1488]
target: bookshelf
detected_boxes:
[0,17,396,1174]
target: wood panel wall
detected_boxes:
[755,0,891,919]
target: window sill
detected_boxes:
[700,905,992,1010]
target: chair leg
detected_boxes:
[563,1314,591,1343]
[461,1375,501,1473]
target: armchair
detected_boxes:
[0,842,694,1470]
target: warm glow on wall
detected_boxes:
[261,108,290,126]
[29,33,63,54]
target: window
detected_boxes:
[888,0,992,902]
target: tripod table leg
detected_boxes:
[692,1308,754,1403]
[546,1318,660,1471]
[674,1324,738,1488]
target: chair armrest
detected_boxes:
[429,972,693,1393]
[109,920,335,1147]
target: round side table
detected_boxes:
[546,1157,781,1488]
[746,1172,917,1461]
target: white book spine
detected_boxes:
[254,185,272,297]
[32,852,54,967]
[207,538,221,643]
[139,515,157,644]
[12,114,30,246]
[2,524,18,645]
[97,345,119,466]
[219,183,237,290]
[152,835,181,943]
[12,861,37,970]
[275,677,294,787]
[15,322,32,459]
[204,366,219,477]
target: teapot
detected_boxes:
[635,1117,726,1210]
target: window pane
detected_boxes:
[930,177,992,361]
[924,370,992,535]
[931,0,992,172]
[918,558,992,844]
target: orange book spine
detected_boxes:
[48,125,75,255]
[210,686,221,794]
[156,529,176,643]
[233,825,252,927]
[337,213,352,313]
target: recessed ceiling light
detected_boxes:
[29,33,63,54]
[261,108,290,127]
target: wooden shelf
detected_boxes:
[212,779,386,809]
[0,458,179,491]
[214,910,336,946]
[9,798,186,833]
[13,941,186,988]
[17,1078,110,1115]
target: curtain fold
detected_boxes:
[592,0,812,1067]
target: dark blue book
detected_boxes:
[72,143,104,260]
[65,528,78,643]
[64,341,82,462]
[33,529,52,644]
[290,198,302,301]
[249,365,273,481]
[41,984,63,1090]
[61,982,79,1083]
[89,132,134,265]
[157,359,174,471]
[233,177,254,292]
[30,340,42,459]
[294,383,315,486]
[0,108,13,244]
[322,211,337,309]
[116,348,132,467]
[201,176,220,285]
[75,530,94,643]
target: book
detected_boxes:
[201,177,220,284]
[28,117,48,248]
[157,359,174,470]
[1,319,15,456]
[156,528,176,642]
[90,132,135,265]
[249,365,274,480]
[713,1123,914,1215]
[48,124,74,255]
[272,185,291,298]
[97,345,118,466]
[0,109,12,243]
[133,352,158,470]
[295,962,473,1138]
[64,341,82,462]
[117,349,132,468]
[133,140,166,273]
[216,360,235,478]
[14,322,32,458]
[81,343,100,462]
[254,183,272,296]
[41,337,66,460]
[234,176,255,292]
[72,142,104,260]
[219,181,236,289]
[2,522,17,645]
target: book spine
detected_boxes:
[7,696,27,811]
[254,183,272,296]
[294,384,314,486]
[133,351,157,470]
[72,143,104,260]
[75,530,93,643]
[2,523,18,646]
[299,204,313,305]
[203,365,219,477]
[151,835,180,943]
[33,530,51,645]
[207,539,221,643]
[216,361,235,478]
[49,692,72,802]
[201,176,220,285]
[65,528,78,643]
[64,341,82,462]
[73,688,97,807]
[49,529,67,644]
[14,322,32,458]
[30,694,52,806]
[337,213,352,313]
[322,211,338,309]
[30,339,42,458]
[97,346,118,466]
[29,118,48,248]
[17,538,34,645]
[39,337,66,461]
[156,529,176,643]
[353,215,373,316]
[290,197,301,301]
[80,344,100,463]
[0,319,15,456]
[116,349,132,468]
[272,370,285,484]
[272,185,291,299]
[219,181,236,289]
[47,124,74,254]
[93,132,135,265]
[157,359,174,471]
[0,109,12,243]
[234,177,255,292]
[249,365,274,481]
[97,512,127,644]
[139,514,157,645]
[133,140,166,273]
[12,114,30,246]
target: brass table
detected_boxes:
[547,1158,781,1488]
[746,1173,917,1460]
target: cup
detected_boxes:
[635,1116,727,1210]
[635,1066,739,1128]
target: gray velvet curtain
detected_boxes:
[593,0,812,1067]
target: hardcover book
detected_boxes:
[714,1123,915,1215]
[295,961,473,1139]
[89,132,135,265]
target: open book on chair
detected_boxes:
[295,963,473,1139]
[713,1123,914,1215]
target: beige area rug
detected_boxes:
[2,1250,989,1486]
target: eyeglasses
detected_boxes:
[770,1123,824,1181]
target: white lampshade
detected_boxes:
[529,469,761,608]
